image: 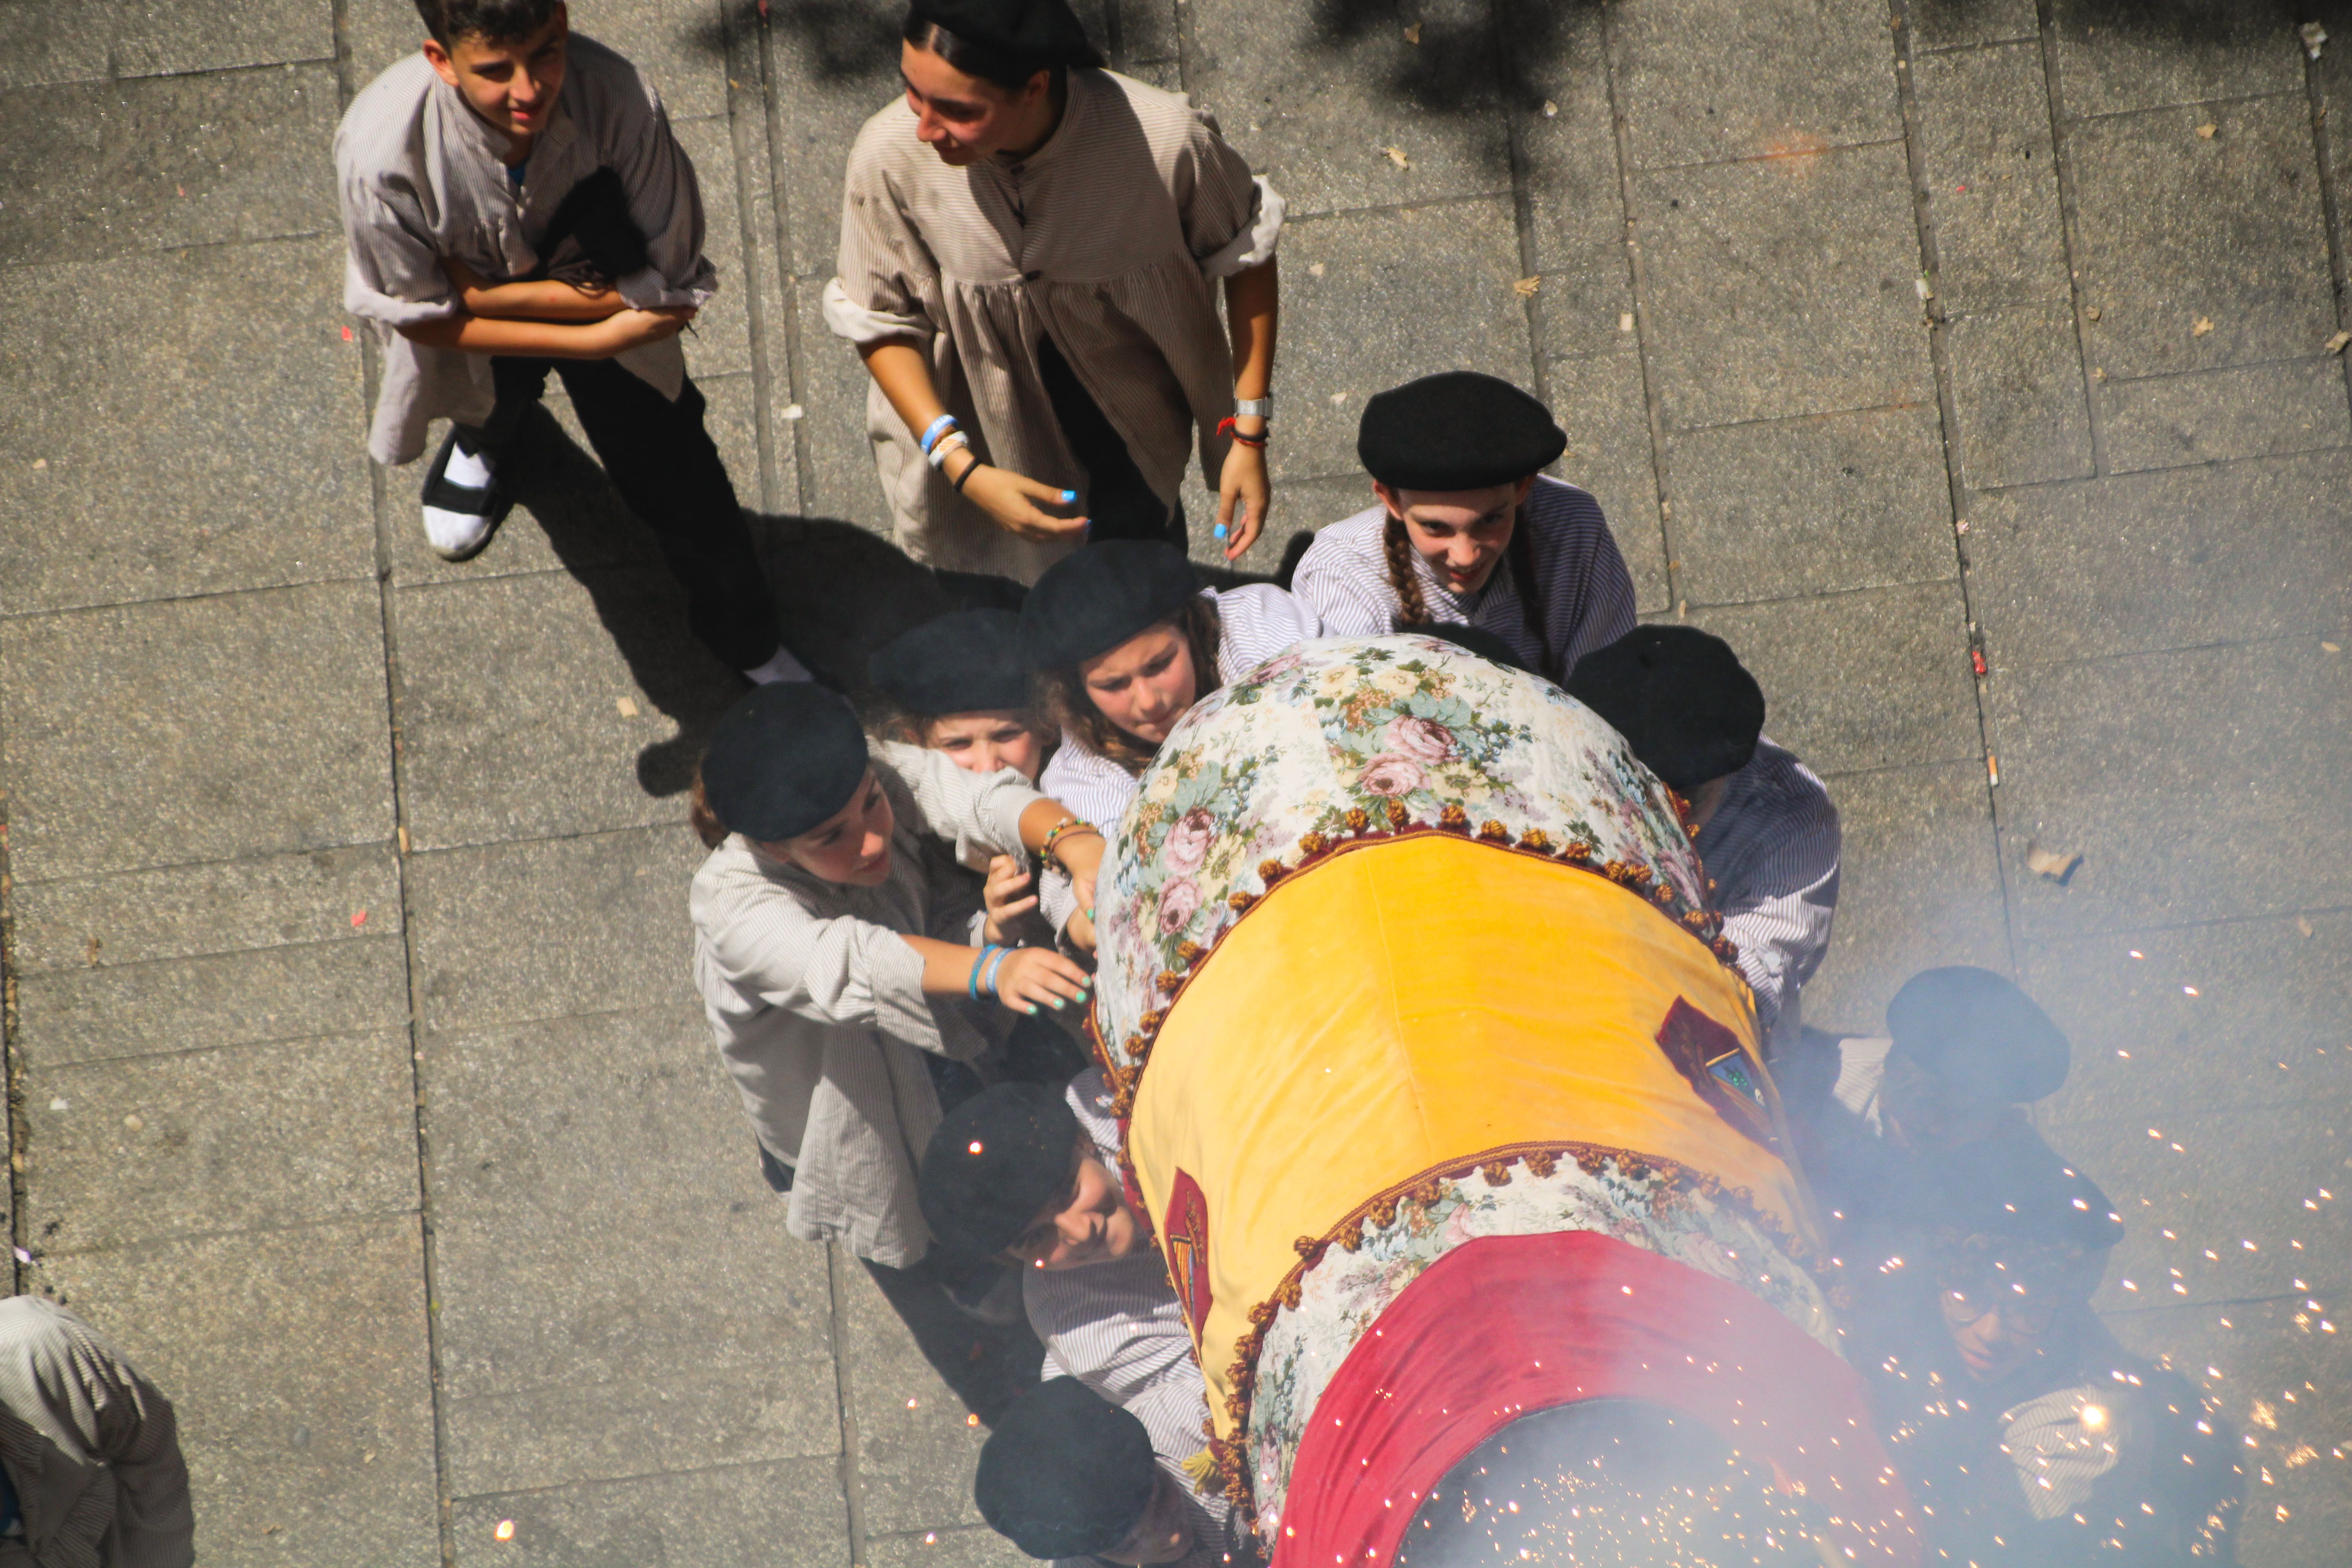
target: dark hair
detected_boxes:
[1383,494,1552,675]
[414,0,559,48]
[900,13,1103,93]
[1036,595,1220,777]
[688,764,729,850]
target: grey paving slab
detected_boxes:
[1548,343,1669,614]
[446,1457,850,1568]
[1269,200,1534,485]
[2068,95,2336,381]
[1789,760,2007,1036]
[426,1005,837,1496]
[1944,301,2096,489]
[0,0,111,90]
[2037,1107,2352,1303]
[9,935,412,1066]
[1909,41,2071,312]
[1681,579,1982,774]
[30,1217,439,1568]
[0,582,394,883]
[2047,0,2304,120]
[1611,0,1902,171]
[107,0,336,80]
[1183,0,1511,215]
[1629,142,1935,430]
[672,112,754,379]
[392,568,740,851]
[866,1524,1030,1568]
[5,844,398,973]
[341,0,428,88]
[792,284,898,535]
[21,1029,419,1252]
[764,7,901,281]
[838,1253,996,1536]
[1964,449,2352,665]
[1516,5,1635,362]
[0,238,375,615]
[1905,0,2040,53]
[2104,1299,2348,1568]
[0,65,339,267]
[2096,356,2352,475]
[1989,638,2352,938]
[403,824,704,1034]
[2024,911,2352,1128]
[1112,0,1179,67]
[1660,400,1954,606]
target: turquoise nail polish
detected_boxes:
[1049,998,1065,1010]
[1061,489,1078,503]
[1026,1004,1039,1015]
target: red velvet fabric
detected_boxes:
[1272,1231,1916,1568]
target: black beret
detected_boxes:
[1018,542,1200,671]
[976,1377,1158,1559]
[1357,371,1567,492]
[1564,626,1765,793]
[700,684,870,843]
[1419,622,1527,672]
[920,1083,1082,1257]
[870,609,1032,716]
[909,0,1096,66]
[1887,967,2070,1105]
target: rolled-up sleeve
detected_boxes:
[828,139,942,347]
[338,176,463,331]
[696,866,946,1053]
[877,742,1047,864]
[1177,109,1282,276]
[604,67,719,310]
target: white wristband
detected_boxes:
[926,429,971,470]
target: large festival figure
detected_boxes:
[1086,633,1920,1567]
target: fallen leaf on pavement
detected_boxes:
[617,695,641,718]
[2086,306,2102,321]
[2299,916,2316,938]
[2303,21,2328,58]
[2323,641,2342,653]
[1308,261,1326,278]
[2026,842,2083,884]
[2328,331,2350,354]
[2196,122,2217,139]
[1385,146,1410,170]
[1403,22,1421,44]
[2192,316,2214,336]
[1514,276,1541,297]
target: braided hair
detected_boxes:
[1380,513,1433,629]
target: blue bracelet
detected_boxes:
[982,945,1012,998]
[919,414,959,456]
[967,945,1000,1000]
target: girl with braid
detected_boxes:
[1291,372,1638,685]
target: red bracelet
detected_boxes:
[1218,415,1269,449]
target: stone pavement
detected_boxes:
[1,0,2349,1562]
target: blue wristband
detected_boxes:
[982,946,1012,998]
[967,945,1000,1000]
[919,415,959,456]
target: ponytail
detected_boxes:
[688,764,730,850]
[1382,514,1433,630]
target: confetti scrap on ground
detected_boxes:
[616,696,640,718]
[781,403,805,420]
[123,1114,143,1132]
[1514,276,1541,298]
[2328,331,2350,354]
[1619,312,1635,332]
[2192,316,2214,336]
[341,325,354,341]
[352,910,368,927]
[1308,261,1326,278]
[2025,843,2082,883]
[1403,22,1421,44]
[2196,122,2218,139]
[2303,21,2328,58]
[1385,146,1410,170]
[2086,305,2102,321]
[1543,100,1558,117]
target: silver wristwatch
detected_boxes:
[1234,395,1274,419]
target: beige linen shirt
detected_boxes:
[0,1298,192,1568]
[826,67,1283,580]
[690,743,1049,1267]
[334,34,719,466]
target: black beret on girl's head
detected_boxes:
[1887,966,2071,1105]
[975,1377,1159,1558]
[1357,370,1567,492]
[869,609,1032,716]
[699,684,871,844]
[1565,626,1765,794]
[907,0,1096,67]
[1018,541,1200,671]
[919,1082,1083,1258]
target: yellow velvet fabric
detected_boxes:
[1125,833,1813,1436]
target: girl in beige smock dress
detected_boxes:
[824,1,1284,581]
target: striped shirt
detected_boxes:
[1288,476,1639,684]
[827,68,1284,582]
[1027,1074,1239,1567]
[0,1297,192,1568]
[1038,586,1321,937]
[1695,739,1840,1038]
[689,743,1048,1267]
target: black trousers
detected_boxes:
[1035,336,1186,549]
[454,356,780,671]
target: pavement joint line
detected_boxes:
[442,1449,844,1505]
[1487,0,1550,409]
[24,1207,428,1262]
[0,842,401,893]
[720,2,784,515]
[9,1020,416,1068]
[1279,191,1517,225]
[1666,573,1967,612]
[400,819,697,856]
[2096,352,2352,386]
[2005,901,2352,941]
[0,227,341,274]
[0,568,379,623]
[1888,0,2017,981]
[1593,0,1679,614]
[2,54,344,91]
[1810,756,2003,784]
[1909,36,2042,60]
[2069,87,2315,126]
[1994,628,2348,673]
[6,932,404,981]
[1961,443,2352,495]
[824,1240,870,1565]
[2094,440,2352,480]
[1657,398,1942,437]
[1624,138,1909,176]
[753,13,819,519]
[2298,35,2352,449]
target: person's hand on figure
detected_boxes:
[1215,432,1269,561]
[981,854,1040,946]
[958,458,1091,543]
[993,946,1093,1016]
